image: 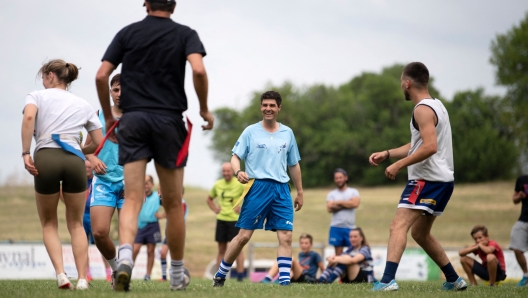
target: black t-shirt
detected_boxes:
[514,175,528,222]
[102,16,206,116]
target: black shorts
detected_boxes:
[34,148,87,194]
[342,268,369,283]
[472,261,507,281]
[215,219,240,242]
[118,111,189,168]
[134,222,162,244]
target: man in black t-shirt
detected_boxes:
[510,175,528,286]
[95,0,214,292]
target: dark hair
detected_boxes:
[38,59,79,88]
[146,175,154,184]
[110,73,120,87]
[471,225,488,237]
[149,2,176,12]
[260,91,282,106]
[299,233,313,244]
[403,62,429,88]
[351,227,369,248]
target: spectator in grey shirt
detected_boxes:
[327,168,360,255]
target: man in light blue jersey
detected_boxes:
[85,73,123,283]
[212,91,304,287]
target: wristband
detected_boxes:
[22,151,30,157]
[235,169,243,177]
[386,150,390,159]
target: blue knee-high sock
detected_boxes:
[277,257,292,286]
[161,258,167,279]
[381,261,399,283]
[441,263,459,283]
[327,264,346,283]
[318,267,333,281]
[215,260,233,279]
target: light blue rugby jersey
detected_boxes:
[94,111,123,182]
[232,122,300,183]
[138,192,161,229]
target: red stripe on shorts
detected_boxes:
[408,180,426,204]
[175,117,193,167]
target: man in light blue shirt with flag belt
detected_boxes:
[212,91,304,287]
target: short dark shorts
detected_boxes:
[34,148,86,194]
[215,219,240,242]
[118,111,189,169]
[342,268,369,283]
[472,261,507,282]
[134,222,162,244]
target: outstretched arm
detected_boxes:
[289,163,304,211]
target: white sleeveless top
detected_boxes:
[407,98,454,182]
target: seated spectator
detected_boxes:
[317,227,375,283]
[261,233,324,283]
[459,225,506,286]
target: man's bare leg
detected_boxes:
[91,206,118,271]
[155,162,186,286]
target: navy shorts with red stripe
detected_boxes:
[117,111,191,168]
[398,180,454,216]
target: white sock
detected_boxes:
[118,244,134,266]
[524,272,528,278]
[106,257,118,271]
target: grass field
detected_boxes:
[0,180,521,279]
[0,279,527,298]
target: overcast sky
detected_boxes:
[1,0,527,188]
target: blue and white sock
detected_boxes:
[318,268,332,281]
[161,258,167,280]
[277,257,292,286]
[215,260,232,279]
[327,265,345,283]
[170,260,184,285]
[118,244,134,266]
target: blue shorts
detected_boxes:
[236,179,294,231]
[83,213,95,244]
[135,222,162,244]
[328,226,352,247]
[398,180,454,216]
[90,176,124,209]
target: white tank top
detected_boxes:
[407,98,454,182]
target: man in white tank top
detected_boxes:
[368,62,467,292]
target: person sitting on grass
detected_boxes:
[459,225,506,286]
[261,233,324,283]
[317,227,375,284]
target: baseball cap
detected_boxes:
[143,0,176,6]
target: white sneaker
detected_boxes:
[57,273,73,290]
[76,279,89,290]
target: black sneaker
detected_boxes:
[114,260,133,292]
[212,276,226,287]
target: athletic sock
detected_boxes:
[170,260,184,285]
[318,268,332,281]
[105,267,112,278]
[380,261,399,283]
[237,272,244,281]
[106,256,118,271]
[524,272,528,278]
[440,263,459,283]
[117,244,134,267]
[262,275,272,282]
[161,258,167,279]
[327,265,345,283]
[215,260,232,279]
[277,257,292,286]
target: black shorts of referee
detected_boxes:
[215,219,240,242]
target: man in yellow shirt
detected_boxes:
[207,162,246,281]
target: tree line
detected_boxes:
[209,12,528,187]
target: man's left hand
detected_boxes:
[294,193,303,211]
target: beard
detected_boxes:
[335,181,347,188]
[404,90,411,101]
